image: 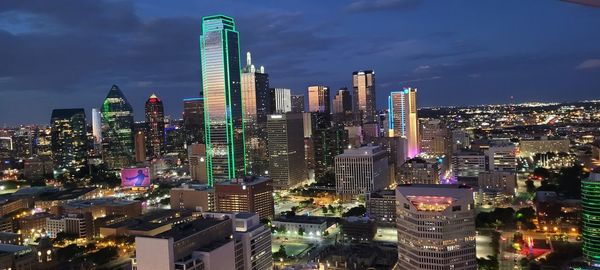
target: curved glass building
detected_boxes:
[583,170,600,266]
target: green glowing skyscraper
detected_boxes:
[101,85,134,169]
[200,15,246,185]
[583,169,600,266]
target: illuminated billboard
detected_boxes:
[121,167,151,187]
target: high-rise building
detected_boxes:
[214,176,274,220]
[241,54,270,177]
[307,85,330,114]
[420,119,449,156]
[200,15,245,184]
[452,150,486,178]
[133,217,235,270]
[134,130,146,163]
[91,108,102,149]
[101,85,134,169]
[582,169,600,266]
[182,97,204,144]
[352,70,376,124]
[50,109,87,177]
[335,145,388,196]
[291,94,305,113]
[270,88,292,114]
[241,52,270,125]
[267,113,306,190]
[397,157,440,184]
[145,94,165,158]
[396,184,476,270]
[312,125,348,180]
[203,212,273,270]
[388,88,419,158]
[188,143,207,184]
[333,87,353,124]
[484,142,517,172]
[170,183,214,212]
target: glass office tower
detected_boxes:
[101,85,134,169]
[50,108,87,178]
[388,88,419,158]
[583,170,600,266]
[200,15,245,185]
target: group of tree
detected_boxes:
[476,207,536,230]
[476,256,499,270]
[342,205,367,217]
[528,164,588,199]
[322,204,343,214]
[273,245,287,259]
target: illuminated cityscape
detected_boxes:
[0,1,600,270]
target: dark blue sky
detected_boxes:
[1,0,599,125]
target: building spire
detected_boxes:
[246,51,252,67]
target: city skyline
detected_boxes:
[1,0,600,125]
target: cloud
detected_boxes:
[576,58,600,70]
[345,0,422,13]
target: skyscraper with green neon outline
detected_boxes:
[583,169,600,266]
[101,85,134,170]
[200,15,246,185]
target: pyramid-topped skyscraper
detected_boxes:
[101,85,134,169]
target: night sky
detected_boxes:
[1,0,600,125]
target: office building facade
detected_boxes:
[396,184,477,270]
[388,88,419,158]
[267,113,306,190]
[214,176,274,220]
[291,95,305,113]
[200,15,246,184]
[101,85,134,169]
[270,88,292,114]
[183,97,204,144]
[145,94,165,158]
[50,109,87,177]
[335,146,389,196]
[352,70,376,124]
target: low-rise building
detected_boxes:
[170,184,214,212]
[272,215,330,237]
[519,137,569,157]
[340,217,376,242]
[58,198,142,219]
[366,190,396,226]
[45,213,93,239]
[478,171,516,195]
[0,244,35,270]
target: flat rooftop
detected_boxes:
[338,145,383,156]
[275,215,328,225]
[63,198,138,208]
[38,187,97,201]
[155,218,228,242]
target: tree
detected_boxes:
[525,179,536,193]
[476,256,499,270]
[273,245,287,259]
[322,206,328,214]
[342,205,367,217]
[298,227,305,236]
[533,167,550,179]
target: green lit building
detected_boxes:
[50,108,87,178]
[200,15,246,185]
[583,170,600,266]
[101,85,134,169]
